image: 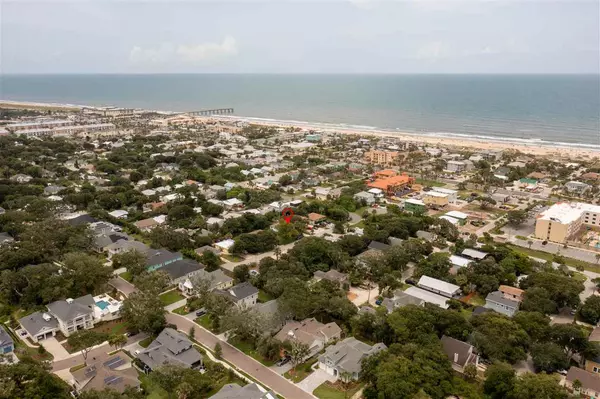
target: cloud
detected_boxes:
[129,36,238,65]
[415,41,451,60]
[176,36,238,63]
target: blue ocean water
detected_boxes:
[1,74,599,145]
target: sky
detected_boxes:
[1,0,599,74]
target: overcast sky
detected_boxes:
[2,0,599,74]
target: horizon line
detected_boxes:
[2,72,599,76]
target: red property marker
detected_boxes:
[282,207,294,224]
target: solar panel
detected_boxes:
[108,358,126,369]
[103,356,124,369]
[104,376,123,386]
[84,366,97,378]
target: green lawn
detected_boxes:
[507,244,600,273]
[139,374,169,399]
[415,178,446,187]
[284,358,318,383]
[119,271,133,282]
[172,305,189,315]
[258,290,273,303]
[195,314,220,333]
[70,363,86,372]
[222,254,244,262]
[89,320,129,335]
[139,336,153,348]
[229,338,277,366]
[467,294,486,307]
[159,290,185,306]
[313,381,362,399]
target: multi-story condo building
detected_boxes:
[534,202,600,243]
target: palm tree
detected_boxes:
[528,240,533,249]
[108,333,127,351]
[596,253,600,264]
[339,371,354,399]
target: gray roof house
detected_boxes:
[484,291,520,317]
[44,185,66,195]
[440,335,479,374]
[146,249,183,272]
[136,328,203,373]
[160,259,204,284]
[0,325,15,354]
[382,291,425,313]
[215,282,259,309]
[275,318,342,359]
[416,230,436,242]
[313,269,350,289]
[0,232,15,246]
[211,383,277,399]
[18,294,99,342]
[179,269,233,295]
[256,299,286,332]
[368,241,390,251]
[318,337,387,380]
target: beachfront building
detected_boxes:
[432,187,458,204]
[534,202,600,243]
[445,160,467,173]
[423,191,449,208]
[368,172,414,196]
[364,150,399,165]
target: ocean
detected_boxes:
[1,74,599,146]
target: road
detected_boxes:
[166,313,315,399]
[109,276,137,297]
[512,237,600,265]
[52,333,147,371]
[221,242,297,272]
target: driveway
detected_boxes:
[41,337,70,361]
[270,362,293,375]
[164,298,187,312]
[166,313,316,399]
[348,284,379,307]
[297,368,337,393]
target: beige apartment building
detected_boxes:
[365,150,399,165]
[534,202,600,243]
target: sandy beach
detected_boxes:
[202,115,600,160]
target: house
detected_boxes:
[0,232,15,246]
[404,199,425,213]
[446,160,467,173]
[382,290,425,313]
[441,335,480,374]
[461,248,489,261]
[275,318,342,359]
[211,383,277,399]
[217,282,259,308]
[105,239,149,257]
[449,255,472,274]
[214,239,235,254]
[354,191,376,205]
[146,249,183,271]
[142,201,166,213]
[92,293,123,322]
[223,198,244,210]
[318,337,387,381]
[93,233,129,253]
[313,270,350,289]
[417,275,461,298]
[71,351,140,394]
[484,291,520,317]
[498,285,525,302]
[134,218,159,232]
[137,328,203,373]
[445,211,468,223]
[0,326,14,355]
[494,166,511,180]
[178,269,233,296]
[565,367,600,398]
[255,299,287,333]
[423,191,449,208]
[368,241,390,252]
[416,230,436,242]
[19,295,98,342]
[65,213,98,226]
[432,187,458,204]
[307,212,327,226]
[44,185,65,196]
[404,286,450,309]
[160,259,204,285]
[589,326,600,343]
[565,181,591,195]
[108,210,129,219]
[195,245,221,257]
[10,174,33,183]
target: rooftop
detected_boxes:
[418,275,461,296]
[537,202,600,224]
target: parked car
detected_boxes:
[405,278,417,286]
[375,298,383,305]
[275,356,291,367]
[196,308,207,317]
[249,270,259,277]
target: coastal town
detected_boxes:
[2,103,600,399]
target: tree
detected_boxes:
[471,312,529,364]
[111,249,147,276]
[477,196,497,210]
[483,362,516,399]
[121,291,166,335]
[414,252,451,280]
[521,287,558,315]
[549,324,599,365]
[528,240,533,249]
[511,373,568,399]
[133,271,170,293]
[596,253,600,264]
[513,311,551,342]
[67,330,109,363]
[579,295,600,324]
[507,210,527,226]
[233,264,250,283]
[214,342,222,359]
[520,272,584,310]
[107,333,127,351]
[0,357,72,399]
[199,250,221,272]
[62,252,112,297]
[288,341,310,373]
[531,342,569,373]
[188,326,195,339]
[463,363,477,381]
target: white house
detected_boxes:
[214,239,235,254]
[417,275,461,298]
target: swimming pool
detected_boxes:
[95,300,110,310]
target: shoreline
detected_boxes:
[2,99,599,159]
